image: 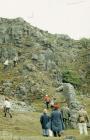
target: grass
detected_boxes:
[0,54,90,140]
[0,99,90,140]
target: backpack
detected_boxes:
[79,115,85,123]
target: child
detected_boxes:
[40,109,50,136]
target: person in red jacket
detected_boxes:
[44,95,51,109]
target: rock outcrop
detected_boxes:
[0,17,89,111]
[62,83,81,128]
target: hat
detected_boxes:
[53,103,60,109]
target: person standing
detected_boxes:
[77,107,89,135]
[43,95,50,109]
[50,104,64,137]
[3,97,12,118]
[3,59,9,70]
[61,104,70,129]
[50,96,56,109]
[40,109,50,137]
[13,56,18,67]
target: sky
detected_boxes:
[0,0,90,39]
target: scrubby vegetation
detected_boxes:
[0,17,90,139]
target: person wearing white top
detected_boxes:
[3,97,12,118]
[4,100,11,108]
[3,59,9,70]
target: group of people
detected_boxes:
[40,105,64,137]
[43,94,70,129]
[40,94,89,137]
[3,55,18,70]
[1,95,89,137]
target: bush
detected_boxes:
[62,70,81,87]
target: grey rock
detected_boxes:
[11,100,35,112]
[16,85,28,95]
[23,63,35,72]
[31,54,38,61]
[56,85,63,92]
[64,136,76,140]
[61,83,82,128]
[63,83,76,105]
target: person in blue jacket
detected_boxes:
[51,103,64,137]
[40,109,50,137]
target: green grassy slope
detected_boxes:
[0,96,90,140]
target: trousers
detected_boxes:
[78,123,88,135]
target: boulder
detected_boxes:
[64,136,76,140]
[62,83,82,128]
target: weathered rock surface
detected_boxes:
[0,17,89,117]
[62,83,82,128]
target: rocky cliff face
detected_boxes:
[0,17,89,104]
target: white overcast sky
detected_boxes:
[0,0,90,39]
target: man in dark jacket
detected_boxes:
[61,104,70,129]
[51,104,64,137]
[40,109,50,136]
